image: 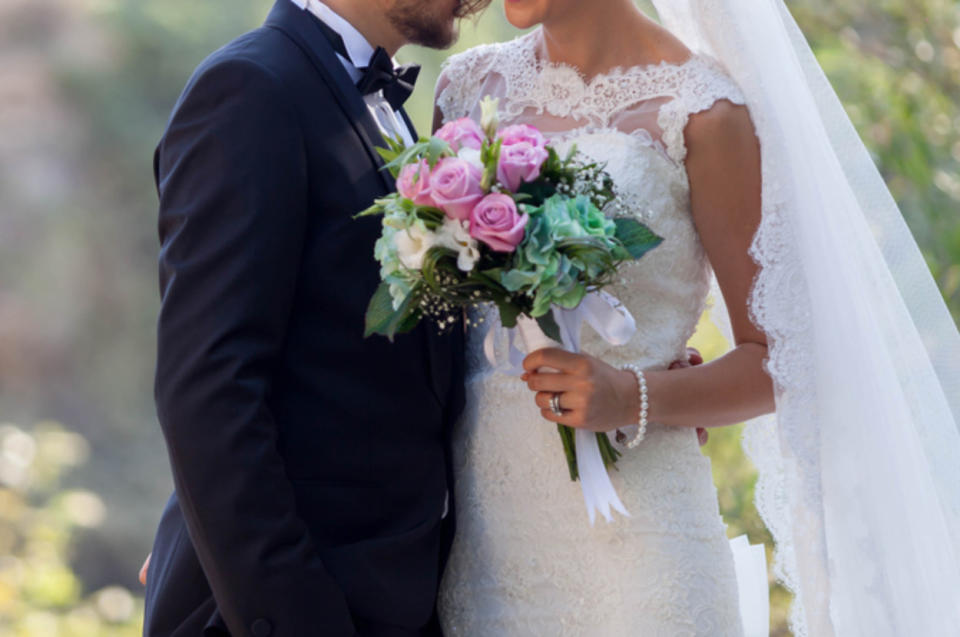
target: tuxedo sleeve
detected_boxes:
[153,57,356,637]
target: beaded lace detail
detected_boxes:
[437,30,752,636]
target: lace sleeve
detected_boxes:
[658,56,747,165]
[436,43,501,124]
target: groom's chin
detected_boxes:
[407,22,458,51]
[415,15,460,50]
[389,0,462,50]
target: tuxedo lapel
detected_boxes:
[264,0,394,193]
[264,1,449,407]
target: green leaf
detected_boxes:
[413,206,446,229]
[496,301,521,328]
[425,136,452,167]
[534,311,562,342]
[391,303,422,336]
[515,179,557,206]
[375,144,400,164]
[613,217,664,259]
[380,140,429,178]
[364,282,398,337]
[353,201,387,219]
[364,282,420,341]
[375,143,408,178]
[385,135,405,153]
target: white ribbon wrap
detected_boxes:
[483,291,637,524]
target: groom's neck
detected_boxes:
[323,0,406,56]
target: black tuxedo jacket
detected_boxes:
[143,3,464,636]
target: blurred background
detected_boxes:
[0,0,957,634]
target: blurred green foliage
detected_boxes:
[789,0,960,318]
[0,422,141,636]
[2,1,955,637]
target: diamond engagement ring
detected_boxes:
[550,392,564,416]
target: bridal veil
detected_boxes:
[649,0,960,633]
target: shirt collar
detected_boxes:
[293,0,376,70]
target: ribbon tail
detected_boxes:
[575,428,630,525]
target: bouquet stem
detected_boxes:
[515,315,620,481]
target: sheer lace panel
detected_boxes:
[437,29,745,167]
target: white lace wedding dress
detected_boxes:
[435,29,751,636]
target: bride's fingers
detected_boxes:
[534,391,584,411]
[524,371,579,393]
[534,391,551,410]
[539,407,586,428]
[522,348,588,374]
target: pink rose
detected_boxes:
[434,118,485,151]
[495,125,549,192]
[497,124,547,149]
[469,193,528,252]
[430,157,484,221]
[395,160,436,207]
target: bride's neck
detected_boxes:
[539,1,650,78]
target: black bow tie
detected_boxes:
[356,47,421,111]
[311,16,420,110]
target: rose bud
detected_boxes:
[396,159,436,208]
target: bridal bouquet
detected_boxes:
[357,97,661,485]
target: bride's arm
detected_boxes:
[522,100,774,431]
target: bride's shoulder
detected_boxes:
[679,60,755,164]
[665,53,746,119]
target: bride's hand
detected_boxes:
[521,348,639,432]
[522,347,710,443]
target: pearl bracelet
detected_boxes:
[621,364,649,449]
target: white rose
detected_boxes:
[437,217,481,272]
[393,221,438,270]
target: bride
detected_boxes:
[434,0,960,635]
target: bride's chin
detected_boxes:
[503,0,544,30]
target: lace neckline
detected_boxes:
[523,28,700,92]
[438,29,746,165]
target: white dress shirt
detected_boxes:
[290,0,416,147]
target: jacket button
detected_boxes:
[251,618,272,636]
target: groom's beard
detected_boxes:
[386,0,460,50]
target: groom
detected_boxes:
[143,0,490,635]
